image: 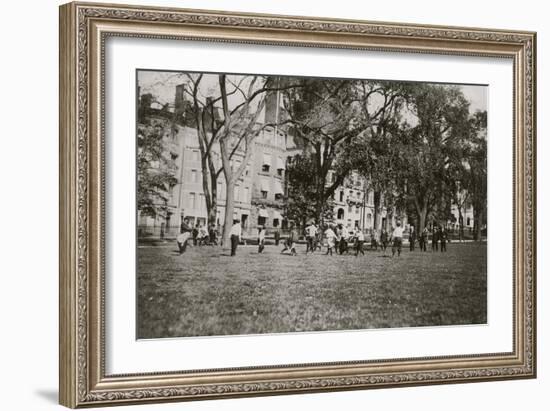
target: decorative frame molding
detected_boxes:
[59,2,536,408]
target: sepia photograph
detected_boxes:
[136,70,488,339]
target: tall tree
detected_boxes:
[136,117,179,219]
[393,84,472,232]
[180,73,245,229]
[339,80,410,229]
[285,153,333,227]
[180,74,297,242]
[282,78,406,224]
[464,110,487,240]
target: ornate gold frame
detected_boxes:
[59,1,536,408]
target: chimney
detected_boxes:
[264,90,279,125]
[174,84,186,124]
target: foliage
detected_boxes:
[285,153,333,226]
[137,119,178,218]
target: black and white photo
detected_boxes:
[136,70,488,339]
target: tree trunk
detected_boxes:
[316,175,326,226]
[457,206,464,242]
[208,199,217,228]
[206,164,218,228]
[415,198,428,233]
[373,191,381,230]
[222,179,236,247]
[473,205,484,242]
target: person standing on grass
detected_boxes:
[431,224,439,252]
[339,224,349,254]
[380,228,388,254]
[229,219,241,257]
[440,226,448,252]
[176,217,193,255]
[420,227,429,251]
[409,225,416,251]
[370,228,378,251]
[355,228,365,256]
[315,224,323,251]
[258,225,266,253]
[305,221,317,254]
[281,226,297,256]
[391,221,405,257]
[274,226,281,246]
[192,223,199,246]
[208,223,218,245]
[324,224,336,256]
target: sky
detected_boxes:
[137,70,487,114]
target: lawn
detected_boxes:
[137,242,487,339]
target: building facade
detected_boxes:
[137,83,472,239]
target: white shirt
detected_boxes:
[392,226,405,238]
[325,228,336,238]
[258,229,266,241]
[305,225,317,237]
[356,231,365,241]
[230,223,242,238]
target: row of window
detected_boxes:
[188,150,287,179]
[187,186,252,210]
[334,189,374,204]
[261,153,285,177]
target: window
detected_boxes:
[273,219,279,227]
[199,193,205,211]
[188,192,196,209]
[243,187,250,202]
[339,191,344,202]
[260,178,270,199]
[348,205,352,213]
[192,150,200,162]
[276,157,285,177]
[262,153,271,173]
[274,180,284,200]
[258,216,267,226]
[234,186,240,202]
[191,169,198,183]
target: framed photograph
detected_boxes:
[59,1,536,408]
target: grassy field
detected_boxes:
[137,242,487,339]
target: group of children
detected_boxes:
[257,221,371,257]
[260,220,428,258]
[177,216,448,258]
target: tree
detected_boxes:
[285,153,333,227]
[393,84,472,232]
[136,117,179,219]
[464,110,487,240]
[282,78,403,224]
[179,74,297,244]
